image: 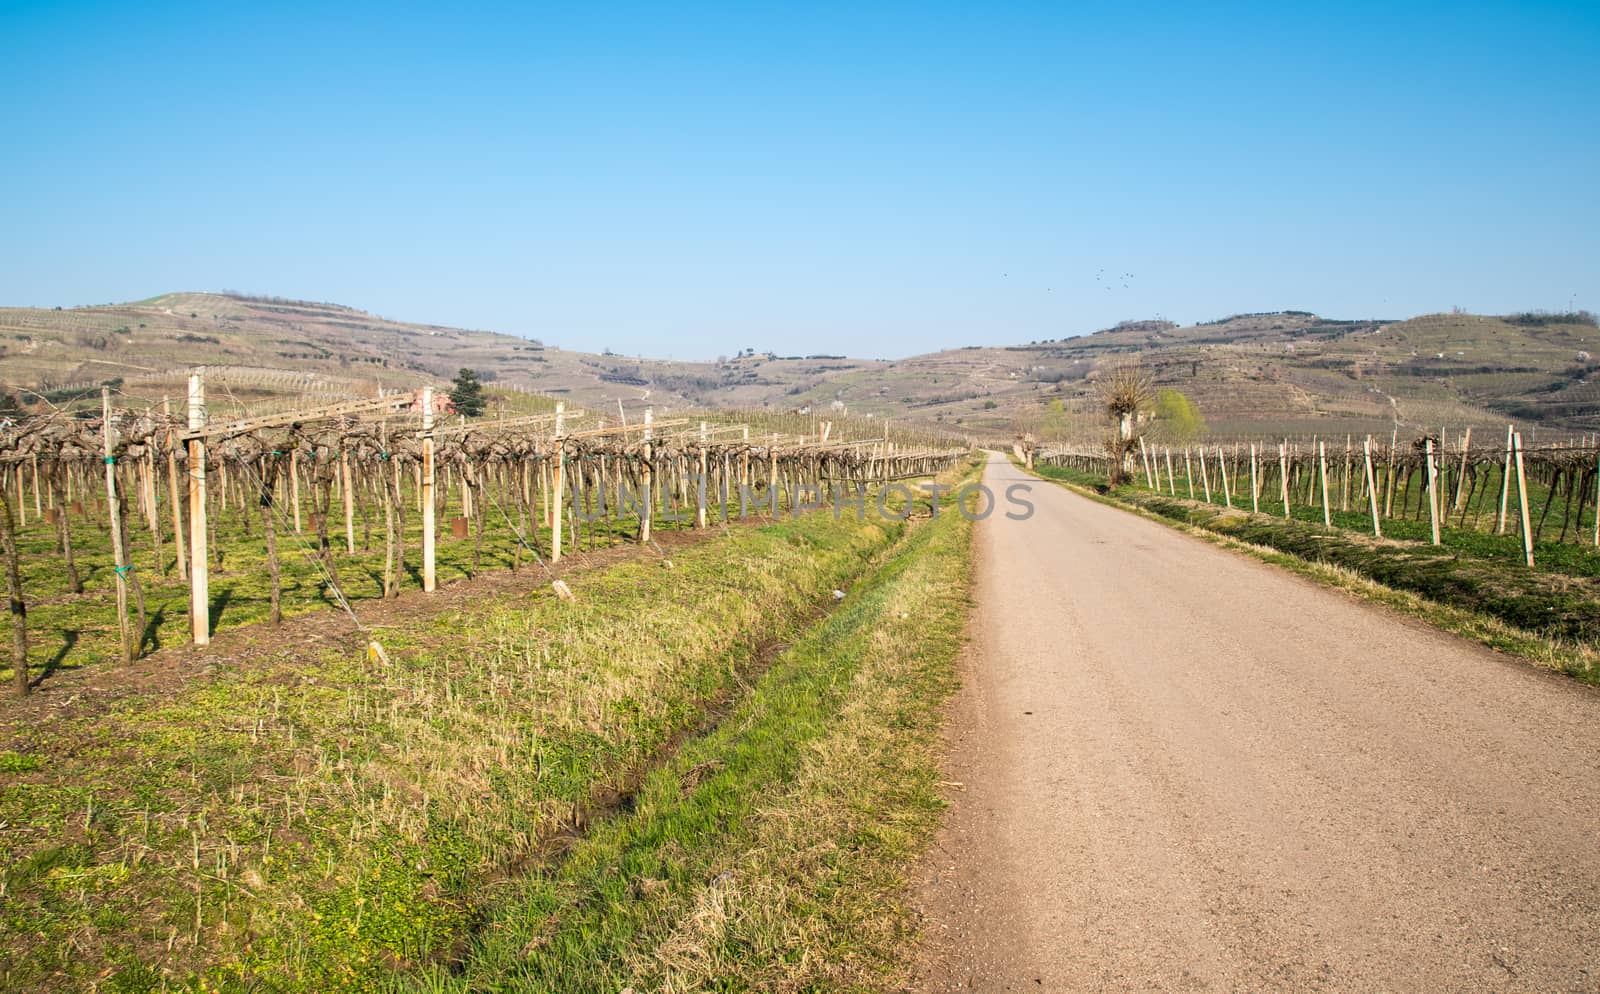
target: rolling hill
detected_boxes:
[1,291,1595,439]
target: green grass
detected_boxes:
[1,466,977,992]
[398,465,975,993]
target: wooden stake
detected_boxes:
[740,424,750,492]
[1513,431,1534,567]
[1384,427,1398,519]
[1341,435,1352,512]
[1249,444,1259,513]
[1593,446,1599,549]
[0,481,26,697]
[289,449,301,533]
[551,401,566,563]
[1318,441,1332,527]
[341,449,355,554]
[101,389,134,663]
[1279,443,1291,518]
[422,387,437,591]
[1424,439,1441,546]
[1453,427,1472,510]
[1217,447,1231,508]
[1138,437,1154,488]
[640,408,654,542]
[1497,424,1514,535]
[1164,448,1176,495]
[1183,447,1195,499]
[164,398,186,580]
[143,447,159,536]
[1363,436,1382,537]
[186,373,209,646]
[697,421,709,528]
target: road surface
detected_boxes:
[913,453,1600,992]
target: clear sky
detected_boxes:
[2,2,1595,359]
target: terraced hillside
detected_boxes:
[0,292,1593,436]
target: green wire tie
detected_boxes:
[114,565,132,576]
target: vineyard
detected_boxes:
[0,373,965,694]
[1026,429,1600,672]
[1033,429,1600,556]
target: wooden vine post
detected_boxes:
[768,433,780,515]
[697,421,709,528]
[740,425,750,492]
[1164,448,1176,495]
[1384,427,1398,518]
[186,373,209,646]
[102,388,134,663]
[1278,443,1291,518]
[1593,446,1600,549]
[342,448,355,554]
[290,448,302,533]
[1423,439,1441,546]
[421,386,437,592]
[1319,441,1332,527]
[2,466,27,696]
[1363,436,1382,537]
[1497,424,1514,535]
[1183,447,1194,499]
[640,408,653,543]
[1249,444,1259,513]
[164,397,186,580]
[1513,431,1534,567]
[1453,427,1472,510]
[1217,447,1231,508]
[551,401,565,564]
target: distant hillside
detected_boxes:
[0,292,1594,437]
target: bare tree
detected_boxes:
[1098,361,1152,485]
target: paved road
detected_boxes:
[913,453,1600,992]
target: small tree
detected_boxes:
[1153,388,1207,443]
[1098,361,1152,485]
[449,368,486,418]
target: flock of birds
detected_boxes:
[999,269,1136,293]
[1095,268,1135,291]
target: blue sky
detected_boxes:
[1,2,1595,358]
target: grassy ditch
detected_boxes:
[1,465,977,992]
[1028,461,1600,684]
[400,464,974,993]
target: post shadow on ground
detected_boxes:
[31,630,80,689]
